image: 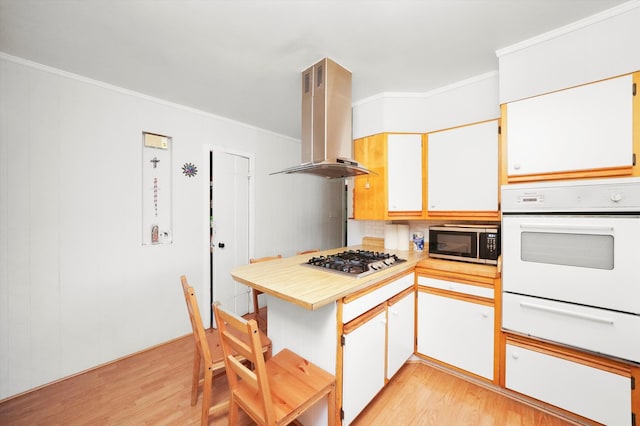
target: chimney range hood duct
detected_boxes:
[271,58,372,179]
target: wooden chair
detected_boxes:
[180,275,272,425]
[213,302,336,426]
[249,254,282,330]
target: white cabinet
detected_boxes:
[506,74,634,177]
[387,133,423,212]
[353,133,424,219]
[341,272,415,424]
[417,286,494,380]
[342,305,387,425]
[427,120,499,212]
[386,290,414,380]
[505,343,631,426]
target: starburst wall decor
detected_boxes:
[182,162,198,177]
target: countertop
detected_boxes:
[231,245,428,310]
[416,257,501,279]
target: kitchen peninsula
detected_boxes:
[230,242,427,425]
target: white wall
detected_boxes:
[0,54,343,399]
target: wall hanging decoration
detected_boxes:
[182,162,198,177]
[142,132,172,245]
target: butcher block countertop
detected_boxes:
[231,244,428,311]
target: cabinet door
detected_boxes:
[387,134,423,212]
[353,135,386,219]
[342,307,386,425]
[506,343,630,425]
[506,74,633,177]
[387,291,414,380]
[427,120,498,211]
[417,291,494,380]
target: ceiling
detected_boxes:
[0,0,630,139]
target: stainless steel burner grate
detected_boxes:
[305,250,406,278]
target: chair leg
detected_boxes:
[200,366,213,426]
[252,289,260,316]
[228,395,239,426]
[252,289,267,332]
[327,385,336,426]
[191,348,201,406]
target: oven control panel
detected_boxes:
[502,177,640,212]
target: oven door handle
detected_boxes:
[520,301,615,325]
[518,223,614,234]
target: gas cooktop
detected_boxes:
[305,250,406,278]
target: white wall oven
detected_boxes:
[501,177,640,363]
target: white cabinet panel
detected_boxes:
[506,344,630,426]
[342,273,413,323]
[387,134,423,212]
[506,74,633,176]
[503,293,640,364]
[387,292,414,380]
[342,310,387,425]
[427,120,498,211]
[417,292,494,380]
[417,276,494,299]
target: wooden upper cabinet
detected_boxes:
[353,134,387,220]
[427,120,499,220]
[353,133,425,220]
[504,72,639,182]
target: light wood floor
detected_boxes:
[352,362,575,426]
[0,332,577,426]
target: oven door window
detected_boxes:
[521,231,613,270]
[434,232,477,258]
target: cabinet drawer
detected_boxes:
[505,343,630,425]
[417,276,493,299]
[503,293,640,363]
[343,272,413,323]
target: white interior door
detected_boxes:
[211,149,253,322]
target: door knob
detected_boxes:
[218,242,225,248]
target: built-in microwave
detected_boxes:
[428,224,500,265]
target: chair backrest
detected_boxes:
[297,249,319,255]
[180,275,213,367]
[213,302,275,424]
[249,254,282,264]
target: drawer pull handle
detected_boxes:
[518,223,614,234]
[520,302,614,325]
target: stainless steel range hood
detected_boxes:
[272,58,372,179]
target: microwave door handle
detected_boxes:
[520,301,615,325]
[518,223,614,234]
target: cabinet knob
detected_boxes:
[481,311,488,318]
[511,351,519,360]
